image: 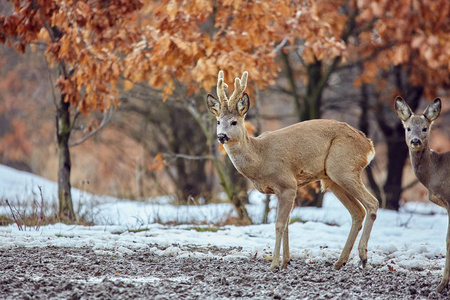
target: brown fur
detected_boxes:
[395,96,450,292]
[207,71,379,271]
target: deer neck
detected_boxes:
[410,146,432,186]
[223,132,259,176]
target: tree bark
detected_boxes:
[383,130,409,210]
[56,94,75,221]
[280,51,302,122]
[358,84,383,204]
[303,58,323,121]
[374,70,423,210]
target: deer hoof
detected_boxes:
[437,279,449,293]
[361,259,368,269]
[334,260,345,270]
[270,264,280,271]
[281,260,290,269]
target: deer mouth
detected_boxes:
[217,133,229,144]
[409,138,423,150]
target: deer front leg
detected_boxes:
[437,212,450,292]
[270,189,295,271]
[281,222,290,269]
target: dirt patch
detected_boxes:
[0,246,448,299]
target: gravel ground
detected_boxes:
[0,246,448,300]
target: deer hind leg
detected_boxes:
[270,189,296,271]
[437,211,450,292]
[330,174,378,268]
[325,180,366,270]
[281,219,290,269]
[325,142,379,269]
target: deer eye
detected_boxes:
[231,121,238,126]
[407,127,411,132]
[422,128,427,132]
[217,121,220,125]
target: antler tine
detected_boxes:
[228,71,248,109]
[217,71,229,108]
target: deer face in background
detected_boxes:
[206,71,250,145]
[395,97,441,152]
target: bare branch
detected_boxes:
[271,37,289,55]
[162,152,214,162]
[69,105,114,147]
[69,111,81,132]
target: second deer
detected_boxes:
[206,71,379,271]
[395,97,450,292]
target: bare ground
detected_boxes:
[0,245,448,300]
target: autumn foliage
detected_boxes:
[1,0,143,113]
[353,0,450,97]
[123,0,353,100]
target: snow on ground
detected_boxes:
[0,164,448,276]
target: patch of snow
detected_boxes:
[0,164,447,275]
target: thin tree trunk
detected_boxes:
[301,59,324,207]
[304,58,323,120]
[358,84,383,204]
[374,71,423,210]
[383,132,408,210]
[56,94,75,221]
[183,101,252,224]
[280,51,302,122]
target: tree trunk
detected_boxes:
[374,70,423,210]
[358,84,383,204]
[301,58,324,207]
[383,129,409,210]
[281,51,302,122]
[183,101,252,224]
[56,94,75,221]
[304,59,323,121]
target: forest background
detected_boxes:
[0,0,449,224]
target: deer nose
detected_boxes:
[411,138,421,146]
[217,133,229,144]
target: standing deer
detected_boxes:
[206,71,379,271]
[395,97,450,292]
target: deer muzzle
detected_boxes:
[410,138,422,147]
[217,133,229,144]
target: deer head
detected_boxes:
[395,96,442,151]
[206,71,250,145]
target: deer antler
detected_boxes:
[217,70,229,110]
[228,71,248,110]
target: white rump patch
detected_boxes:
[367,149,375,165]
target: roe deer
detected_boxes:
[395,97,450,292]
[206,71,379,270]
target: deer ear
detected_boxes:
[206,94,221,117]
[423,98,441,122]
[394,96,412,122]
[237,93,249,116]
